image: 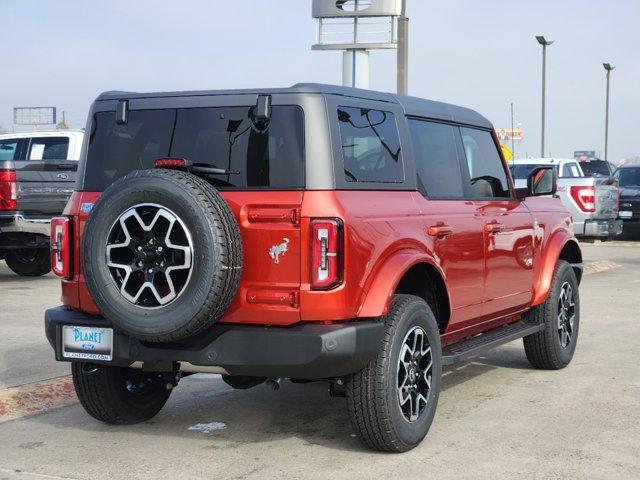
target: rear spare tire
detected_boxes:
[83,169,242,342]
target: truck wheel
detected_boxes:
[346,295,442,452]
[523,260,580,370]
[72,363,172,425]
[82,169,242,342]
[5,248,51,276]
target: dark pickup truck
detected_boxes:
[0,131,82,276]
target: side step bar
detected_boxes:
[442,321,544,366]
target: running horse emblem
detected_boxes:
[268,238,290,264]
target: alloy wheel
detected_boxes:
[397,326,433,422]
[105,203,193,308]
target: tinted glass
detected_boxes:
[580,161,611,177]
[409,119,465,198]
[29,137,69,160]
[337,106,403,183]
[0,139,19,161]
[460,128,510,198]
[616,167,640,187]
[170,106,304,189]
[84,110,175,190]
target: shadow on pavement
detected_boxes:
[23,345,530,453]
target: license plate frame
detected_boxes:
[62,326,114,361]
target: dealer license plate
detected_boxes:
[62,326,113,361]
[619,211,633,219]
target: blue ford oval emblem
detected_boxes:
[57,173,69,180]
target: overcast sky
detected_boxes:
[1,0,638,161]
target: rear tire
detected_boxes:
[5,248,51,276]
[346,295,442,452]
[72,363,172,425]
[523,260,580,370]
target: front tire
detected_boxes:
[346,295,442,452]
[5,248,51,276]
[523,260,580,370]
[72,363,172,425]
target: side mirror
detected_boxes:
[527,166,557,197]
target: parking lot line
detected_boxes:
[582,260,622,275]
[0,376,76,424]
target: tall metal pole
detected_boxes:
[397,0,408,95]
[510,102,515,162]
[536,36,553,158]
[603,63,615,162]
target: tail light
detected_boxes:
[311,218,343,290]
[51,216,71,278]
[570,186,596,213]
[0,169,17,211]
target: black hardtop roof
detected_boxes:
[96,83,492,129]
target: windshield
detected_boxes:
[579,161,611,177]
[616,167,640,187]
[83,106,305,191]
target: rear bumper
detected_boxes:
[574,218,623,238]
[44,306,384,379]
[0,213,51,236]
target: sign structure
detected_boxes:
[13,107,57,126]
[497,128,524,142]
[312,0,400,50]
[573,150,598,161]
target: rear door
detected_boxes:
[458,127,535,316]
[15,136,77,216]
[407,118,486,327]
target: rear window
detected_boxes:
[0,139,19,161]
[579,160,611,177]
[83,106,304,191]
[28,137,69,160]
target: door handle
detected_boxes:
[484,222,505,233]
[427,224,454,237]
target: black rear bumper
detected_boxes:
[44,306,383,379]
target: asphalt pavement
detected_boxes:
[0,239,639,480]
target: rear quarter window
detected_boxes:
[337,106,403,183]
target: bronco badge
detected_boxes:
[268,238,289,264]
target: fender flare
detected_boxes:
[531,232,582,306]
[357,249,448,318]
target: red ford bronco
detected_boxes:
[45,84,582,452]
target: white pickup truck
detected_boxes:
[510,158,622,239]
[0,130,83,275]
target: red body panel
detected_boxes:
[61,187,575,338]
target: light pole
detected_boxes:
[603,63,615,162]
[397,0,408,95]
[536,36,554,158]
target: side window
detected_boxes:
[337,106,403,183]
[460,127,510,198]
[560,162,580,178]
[28,137,70,160]
[0,139,19,161]
[408,119,465,198]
